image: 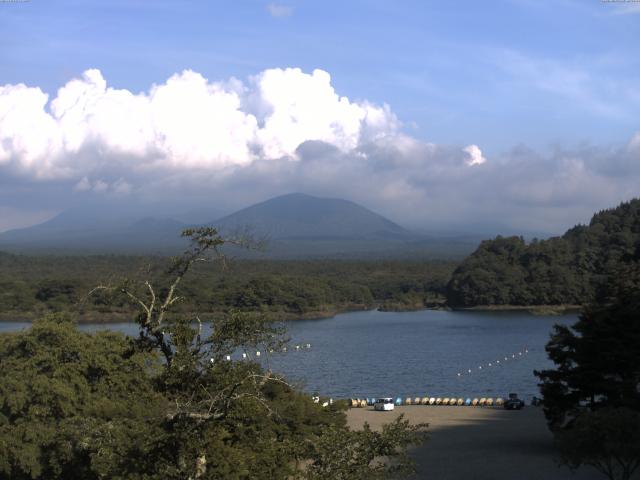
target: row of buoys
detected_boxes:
[213,343,313,362]
[274,343,312,353]
[349,397,505,407]
[457,349,529,378]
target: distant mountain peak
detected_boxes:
[213,193,409,240]
[0,193,480,258]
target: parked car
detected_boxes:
[374,397,395,411]
[503,393,525,410]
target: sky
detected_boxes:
[0,0,639,234]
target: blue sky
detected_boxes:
[2,0,638,153]
[0,0,639,233]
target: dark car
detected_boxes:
[503,393,525,410]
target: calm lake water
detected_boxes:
[0,309,577,402]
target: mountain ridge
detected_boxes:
[0,193,479,258]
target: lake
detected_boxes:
[0,309,577,402]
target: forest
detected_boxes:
[3,198,639,321]
[446,198,640,307]
[0,253,454,322]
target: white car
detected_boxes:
[374,398,395,411]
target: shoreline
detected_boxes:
[456,304,582,315]
[0,303,580,324]
[0,305,378,324]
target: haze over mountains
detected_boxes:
[0,193,481,258]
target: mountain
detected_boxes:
[0,193,479,258]
[211,193,481,258]
[0,206,187,254]
[446,198,640,307]
[214,193,410,240]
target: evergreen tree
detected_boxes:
[535,245,640,479]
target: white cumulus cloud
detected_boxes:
[0,67,400,180]
[463,144,486,166]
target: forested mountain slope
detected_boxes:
[446,199,640,307]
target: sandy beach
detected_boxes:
[347,405,610,480]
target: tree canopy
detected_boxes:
[0,252,454,322]
[535,245,640,479]
[447,198,640,307]
[0,227,427,479]
[0,314,165,479]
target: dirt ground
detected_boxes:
[347,405,615,480]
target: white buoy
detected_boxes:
[478,366,482,369]
[282,347,287,352]
[457,373,461,377]
[322,401,329,407]
[488,363,492,367]
[225,355,231,361]
[210,358,214,364]
[256,351,261,357]
[242,353,247,360]
[295,345,300,351]
[468,369,472,373]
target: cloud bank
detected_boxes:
[0,67,639,234]
[0,67,400,178]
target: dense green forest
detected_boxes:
[0,253,455,321]
[446,198,640,307]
